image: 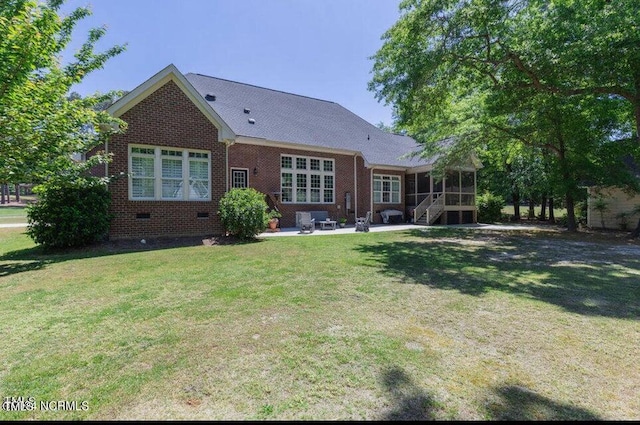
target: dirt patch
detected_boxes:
[71,234,255,255]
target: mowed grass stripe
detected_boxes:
[0,227,638,420]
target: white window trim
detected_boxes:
[373,174,401,204]
[128,144,211,201]
[231,168,249,189]
[280,154,335,204]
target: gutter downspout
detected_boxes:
[353,154,358,219]
[104,141,109,178]
[370,168,374,219]
[225,142,229,191]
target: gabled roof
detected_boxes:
[107,64,235,142]
[184,73,434,168]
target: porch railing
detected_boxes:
[413,192,444,225]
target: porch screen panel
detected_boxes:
[461,171,475,205]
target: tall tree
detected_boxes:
[0,0,126,186]
[369,0,640,231]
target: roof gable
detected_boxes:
[107,64,235,142]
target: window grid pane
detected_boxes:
[189,160,208,180]
[281,156,292,169]
[324,175,333,188]
[132,156,154,177]
[162,158,182,179]
[162,180,183,199]
[132,178,155,198]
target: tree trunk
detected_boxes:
[512,192,521,221]
[0,184,7,204]
[14,183,20,203]
[528,199,535,220]
[540,195,547,220]
[631,218,640,238]
[549,198,555,222]
[565,193,577,232]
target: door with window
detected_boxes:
[231,169,248,189]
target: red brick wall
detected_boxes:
[228,143,372,227]
[107,80,225,240]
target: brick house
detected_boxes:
[99,64,481,240]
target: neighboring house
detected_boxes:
[586,158,640,230]
[96,64,482,240]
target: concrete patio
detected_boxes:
[258,222,558,237]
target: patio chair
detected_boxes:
[355,211,371,232]
[299,211,315,233]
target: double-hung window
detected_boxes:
[280,155,334,204]
[129,145,211,201]
[373,174,401,204]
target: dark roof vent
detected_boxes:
[205,93,216,101]
[243,108,251,114]
[248,118,256,124]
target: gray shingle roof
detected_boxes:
[185,73,433,168]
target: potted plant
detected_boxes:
[267,209,282,230]
[338,217,347,228]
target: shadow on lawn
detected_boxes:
[484,384,600,420]
[0,234,260,278]
[378,366,436,420]
[355,229,640,319]
[376,366,600,420]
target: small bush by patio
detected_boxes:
[218,188,269,239]
[26,178,112,248]
[477,191,505,223]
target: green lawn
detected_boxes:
[0,205,27,224]
[0,227,638,420]
[501,204,567,220]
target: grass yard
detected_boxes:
[0,205,27,225]
[0,226,638,420]
[501,204,567,220]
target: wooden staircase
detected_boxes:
[413,193,444,226]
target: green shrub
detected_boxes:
[476,191,505,223]
[27,179,112,248]
[218,188,269,240]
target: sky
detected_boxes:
[60,0,404,127]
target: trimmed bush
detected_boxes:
[218,188,269,240]
[27,179,112,248]
[476,191,505,223]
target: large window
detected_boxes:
[129,145,211,201]
[281,155,334,204]
[373,174,401,204]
